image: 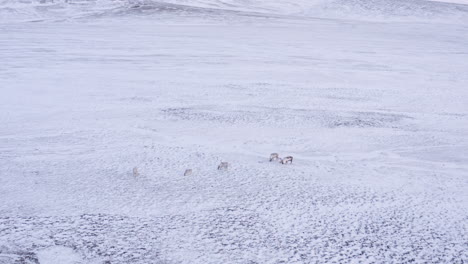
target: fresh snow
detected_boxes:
[0,0,467,263]
[37,246,84,264]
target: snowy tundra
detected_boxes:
[0,0,467,263]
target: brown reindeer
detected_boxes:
[269,153,279,162]
[217,162,229,170]
[281,156,293,164]
[133,167,139,177]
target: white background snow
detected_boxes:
[0,0,467,263]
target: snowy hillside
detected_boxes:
[2,0,468,22]
[1,0,467,263]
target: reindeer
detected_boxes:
[281,156,293,164]
[269,153,279,162]
[133,167,139,177]
[184,169,192,176]
[217,162,229,170]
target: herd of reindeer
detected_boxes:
[133,153,293,177]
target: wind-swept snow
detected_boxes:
[2,0,468,22]
[0,0,467,263]
[37,246,84,264]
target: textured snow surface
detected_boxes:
[1,0,468,263]
[37,246,84,264]
[2,0,468,22]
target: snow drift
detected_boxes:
[1,0,468,22]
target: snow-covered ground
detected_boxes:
[1,0,467,263]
